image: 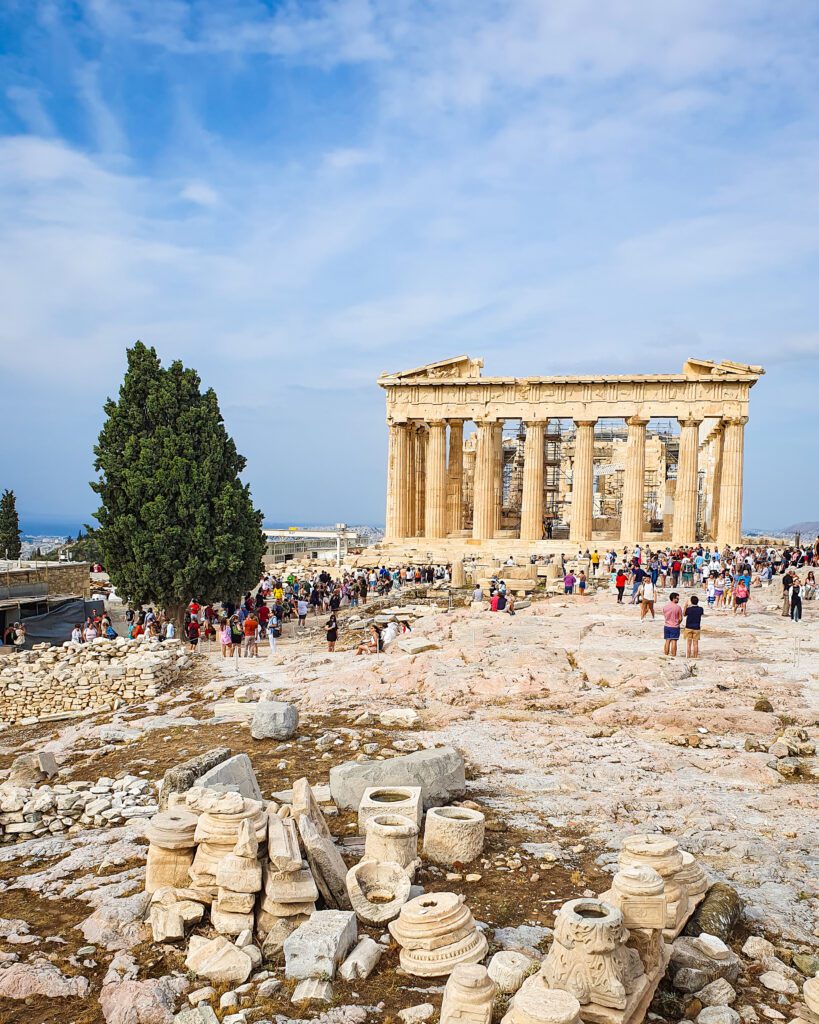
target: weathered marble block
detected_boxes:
[283,910,358,981]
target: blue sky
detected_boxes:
[1,0,817,532]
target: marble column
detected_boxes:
[405,423,416,538]
[620,417,648,542]
[393,423,412,538]
[472,421,496,541]
[672,418,702,545]
[425,420,449,538]
[463,445,476,530]
[718,417,746,547]
[570,420,596,543]
[385,422,399,539]
[414,425,427,537]
[492,422,504,534]
[520,421,545,542]
[709,427,725,542]
[447,420,464,535]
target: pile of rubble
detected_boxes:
[745,726,816,779]
[134,737,794,1024]
[0,769,157,843]
[0,637,189,724]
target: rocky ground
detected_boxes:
[0,585,816,1024]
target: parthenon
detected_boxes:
[380,356,764,551]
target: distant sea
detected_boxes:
[22,516,90,538]
[20,517,366,538]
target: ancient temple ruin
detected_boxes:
[379,356,764,551]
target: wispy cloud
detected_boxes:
[0,0,817,527]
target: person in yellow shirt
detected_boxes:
[590,549,600,576]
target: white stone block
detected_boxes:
[283,910,357,981]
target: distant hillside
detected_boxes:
[782,522,819,536]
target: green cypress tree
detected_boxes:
[92,342,265,623]
[0,490,22,559]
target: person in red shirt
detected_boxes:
[662,592,683,656]
[615,570,627,603]
[243,614,259,658]
[186,618,200,653]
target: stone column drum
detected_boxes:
[364,813,421,878]
[145,807,198,893]
[423,806,485,866]
[440,963,496,1024]
[501,977,582,1024]
[388,891,488,977]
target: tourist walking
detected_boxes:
[781,570,793,616]
[734,578,749,616]
[243,612,259,657]
[267,611,279,654]
[640,578,656,620]
[230,614,243,658]
[185,617,200,653]
[615,568,627,604]
[662,592,683,657]
[326,612,338,652]
[790,579,803,622]
[220,618,232,659]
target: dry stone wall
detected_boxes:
[0,773,158,843]
[0,637,189,724]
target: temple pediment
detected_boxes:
[379,355,484,382]
[683,358,764,379]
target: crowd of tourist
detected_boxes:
[556,537,819,658]
[5,535,809,661]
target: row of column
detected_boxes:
[386,420,467,540]
[386,416,746,546]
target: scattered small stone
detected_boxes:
[398,1004,435,1024]
[697,1008,740,1024]
[696,978,737,1007]
[759,972,798,995]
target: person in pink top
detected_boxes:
[662,592,683,656]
